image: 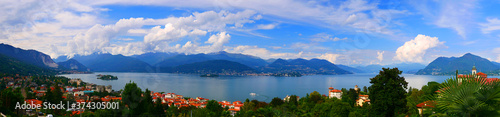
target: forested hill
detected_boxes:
[0,43,58,68]
[57,59,89,71]
[416,53,500,75]
[0,54,56,76]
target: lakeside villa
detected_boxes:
[328,85,371,107]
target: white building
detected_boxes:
[328,87,342,99]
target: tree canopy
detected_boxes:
[368,68,408,117]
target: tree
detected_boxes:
[288,95,298,106]
[141,88,154,114]
[309,91,322,104]
[341,88,359,106]
[122,81,143,116]
[421,81,440,99]
[363,86,368,94]
[152,97,165,116]
[368,68,408,117]
[406,88,424,116]
[0,88,24,115]
[270,97,284,107]
[206,100,223,116]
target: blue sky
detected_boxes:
[1,0,500,66]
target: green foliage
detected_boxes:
[369,68,408,117]
[0,88,24,115]
[141,89,154,114]
[421,81,440,98]
[434,75,500,116]
[206,100,224,116]
[406,88,424,116]
[309,91,322,104]
[363,86,368,94]
[97,75,118,80]
[121,81,143,116]
[342,88,359,106]
[270,97,284,107]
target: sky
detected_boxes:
[1,0,500,66]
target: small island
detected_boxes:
[200,74,219,77]
[97,74,118,80]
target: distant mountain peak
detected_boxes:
[461,53,480,58]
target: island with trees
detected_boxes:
[97,74,118,80]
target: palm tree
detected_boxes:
[435,74,500,116]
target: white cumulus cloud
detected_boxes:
[318,53,341,64]
[394,34,445,63]
[377,51,384,62]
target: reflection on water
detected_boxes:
[60,73,452,102]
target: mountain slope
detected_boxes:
[416,53,500,75]
[262,58,352,75]
[355,64,385,73]
[70,53,152,72]
[155,51,267,68]
[167,60,255,74]
[57,59,89,71]
[130,52,179,65]
[337,64,366,73]
[386,63,426,74]
[353,63,426,74]
[0,43,58,68]
[0,54,56,75]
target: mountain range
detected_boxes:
[416,53,500,75]
[130,52,179,65]
[261,58,352,75]
[69,53,152,72]
[4,43,499,76]
[163,60,256,74]
[154,51,268,68]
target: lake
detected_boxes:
[59,73,452,102]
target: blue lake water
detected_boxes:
[59,73,452,102]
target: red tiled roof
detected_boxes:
[416,101,435,108]
[233,101,242,104]
[330,89,342,92]
[25,99,42,105]
[477,72,487,76]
